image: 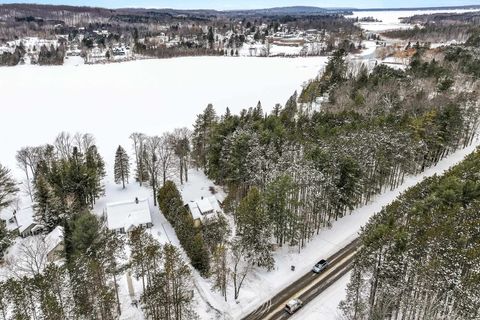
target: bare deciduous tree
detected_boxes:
[143,136,161,206]
[158,133,175,186]
[130,132,147,186]
[231,239,251,300]
[169,128,191,185]
[54,132,73,159]
[6,236,52,278]
[73,132,95,154]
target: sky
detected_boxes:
[0,0,479,10]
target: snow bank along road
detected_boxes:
[240,138,480,320]
[243,238,360,320]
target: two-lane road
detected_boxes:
[243,239,360,320]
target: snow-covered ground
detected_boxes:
[350,9,480,32]
[92,169,224,320]
[0,56,328,179]
[63,56,85,66]
[1,14,478,318]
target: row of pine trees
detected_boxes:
[340,147,480,320]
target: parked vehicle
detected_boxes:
[285,299,303,314]
[312,259,329,273]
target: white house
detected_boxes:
[1,206,44,238]
[186,196,219,227]
[45,226,64,262]
[106,198,153,234]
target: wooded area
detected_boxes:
[340,147,480,320]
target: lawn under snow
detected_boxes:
[350,9,480,32]
[0,56,328,179]
[91,169,227,320]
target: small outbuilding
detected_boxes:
[186,196,219,227]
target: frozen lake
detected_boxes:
[0,56,327,176]
[351,9,480,31]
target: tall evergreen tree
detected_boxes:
[66,212,121,320]
[114,145,130,189]
[0,163,18,210]
[237,187,274,270]
[0,219,12,258]
[192,104,217,170]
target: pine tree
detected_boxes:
[0,163,18,210]
[158,180,183,222]
[0,219,12,258]
[140,243,198,320]
[33,173,62,231]
[66,212,120,319]
[237,187,274,270]
[192,104,217,170]
[114,145,130,189]
[85,145,106,206]
[189,232,210,275]
[264,175,296,247]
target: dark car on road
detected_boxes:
[312,259,329,273]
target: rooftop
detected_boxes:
[106,198,152,231]
[45,226,64,250]
[186,196,218,222]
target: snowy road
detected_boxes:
[243,239,359,320]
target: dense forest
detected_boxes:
[189,37,480,279]
[340,147,480,320]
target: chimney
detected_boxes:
[135,197,139,204]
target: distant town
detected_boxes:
[0,4,370,66]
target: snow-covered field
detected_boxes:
[350,9,480,31]
[0,56,327,178]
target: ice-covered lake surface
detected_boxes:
[350,9,480,31]
[0,56,327,175]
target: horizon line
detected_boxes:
[1,2,480,11]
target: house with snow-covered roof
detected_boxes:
[185,196,219,227]
[0,206,44,238]
[45,226,64,262]
[105,198,153,234]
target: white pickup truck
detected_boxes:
[284,298,303,314]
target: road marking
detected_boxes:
[261,249,358,320]
[244,239,359,320]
